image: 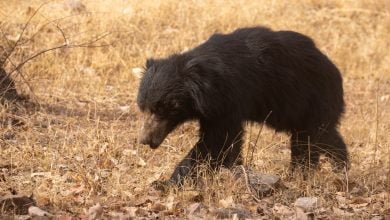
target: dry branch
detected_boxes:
[0,2,110,102]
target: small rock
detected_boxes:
[233,166,281,197]
[14,215,30,220]
[108,211,129,219]
[294,197,319,212]
[0,195,36,214]
[28,206,53,218]
[214,208,250,220]
[118,105,130,112]
[350,186,367,196]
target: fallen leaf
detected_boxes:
[165,195,175,210]
[190,194,204,203]
[137,158,146,167]
[294,197,319,212]
[333,207,354,217]
[118,105,130,112]
[151,202,166,212]
[219,196,234,208]
[31,172,51,178]
[213,207,250,219]
[187,203,202,216]
[135,207,149,217]
[336,195,347,205]
[273,203,294,218]
[109,211,129,219]
[380,94,389,102]
[87,203,103,220]
[296,207,315,220]
[350,197,368,204]
[349,197,369,211]
[123,207,138,217]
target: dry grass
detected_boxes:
[0,0,389,218]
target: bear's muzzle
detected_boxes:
[139,112,171,149]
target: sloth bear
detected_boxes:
[137,26,348,185]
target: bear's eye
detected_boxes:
[151,105,166,119]
[172,101,180,109]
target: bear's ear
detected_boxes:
[145,58,156,69]
[186,80,209,117]
[184,55,224,118]
[184,55,224,74]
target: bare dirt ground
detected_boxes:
[0,0,389,219]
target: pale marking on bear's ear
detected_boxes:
[132,67,144,79]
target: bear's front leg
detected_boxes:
[168,141,210,186]
[169,118,244,186]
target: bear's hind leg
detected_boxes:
[316,127,349,172]
[290,131,321,173]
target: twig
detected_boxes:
[238,165,261,202]
[21,12,94,45]
[2,1,51,63]
[8,32,111,76]
[247,111,272,166]
[0,31,15,66]
[54,23,68,46]
[4,56,37,100]
[245,122,253,163]
[1,1,110,101]
[372,79,379,168]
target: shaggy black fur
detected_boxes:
[137,26,348,185]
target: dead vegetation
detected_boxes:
[0,0,389,219]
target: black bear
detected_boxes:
[137,26,348,185]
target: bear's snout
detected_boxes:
[139,135,162,149]
[139,112,171,149]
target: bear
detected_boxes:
[137,26,348,186]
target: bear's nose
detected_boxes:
[139,135,151,146]
[139,135,160,149]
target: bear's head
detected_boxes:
[136,53,225,149]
